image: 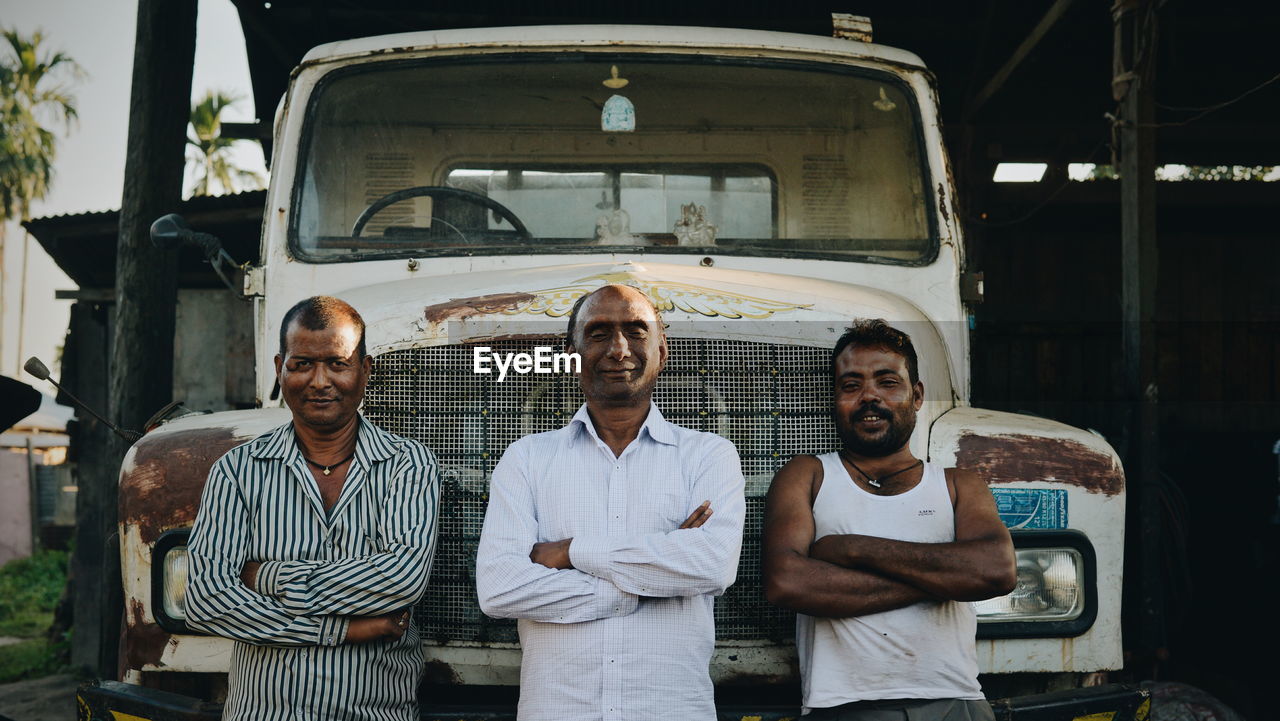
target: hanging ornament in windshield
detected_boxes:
[601,65,635,132]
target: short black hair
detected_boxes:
[831,319,919,384]
[564,292,593,349]
[279,296,367,359]
[563,284,663,348]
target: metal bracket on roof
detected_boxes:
[832,14,873,42]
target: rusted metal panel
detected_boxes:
[120,427,246,544]
[958,434,1124,497]
[422,292,538,324]
[118,409,291,671]
[125,598,173,671]
[931,406,1125,496]
[119,409,290,544]
[931,406,1126,674]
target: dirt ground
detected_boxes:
[0,674,78,721]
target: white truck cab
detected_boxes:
[88,22,1145,720]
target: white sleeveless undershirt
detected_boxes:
[797,453,984,712]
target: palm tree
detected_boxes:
[0,28,81,222]
[186,90,264,196]
[0,28,80,368]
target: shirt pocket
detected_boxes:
[640,489,694,534]
[334,502,384,556]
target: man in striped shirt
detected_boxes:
[476,284,747,721]
[186,296,440,721]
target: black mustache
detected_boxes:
[852,405,891,419]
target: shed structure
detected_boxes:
[26,2,1279,715]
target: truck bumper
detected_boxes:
[77,681,1148,721]
[991,684,1151,721]
[77,681,222,721]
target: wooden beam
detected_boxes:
[965,0,1078,119]
[66,301,116,676]
[111,0,197,432]
[1115,0,1164,664]
[55,288,114,302]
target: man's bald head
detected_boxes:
[279,296,367,359]
[564,284,662,348]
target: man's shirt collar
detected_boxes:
[249,415,398,465]
[569,401,680,448]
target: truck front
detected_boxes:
[94,24,1136,720]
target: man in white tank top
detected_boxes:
[762,320,1016,721]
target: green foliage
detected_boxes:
[186,89,265,197]
[0,27,82,221]
[1082,164,1277,181]
[0,637,65,683]
[1159,165,1274,181]
[0,549,67,637]
[1083,164,1119,181]
[0,550,68,682]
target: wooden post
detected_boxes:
[65,301,116,674]
[1113,0,1163,662]
[112,0,197,432]
[99,0,197,679]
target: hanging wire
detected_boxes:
[1150,71,1280,127]
[965,138,1110,228]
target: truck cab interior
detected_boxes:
[292,55,936,265]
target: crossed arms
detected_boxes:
[185,451,439,646]
[475,437,745,623]
[762,456,1016,618]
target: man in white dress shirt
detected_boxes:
[476,284,747,721]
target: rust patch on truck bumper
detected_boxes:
[423,292,536,324]
[125,599,173,670]
[957,433,1124,496]
[120,427,258,545]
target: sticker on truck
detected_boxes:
[993,488,1067,529]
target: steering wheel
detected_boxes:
[351,185,531,239]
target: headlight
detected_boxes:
[975,530,1097,639]
[161,546,189,621]
[975,548,1084,621]
[151,528,203,634]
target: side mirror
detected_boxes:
[149,213,248,300]
[150,213,195,249]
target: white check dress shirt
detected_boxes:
[185,418,439,721]
[476,403,746,721]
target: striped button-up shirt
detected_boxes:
[186,417,439,721]
[476,403,746,721]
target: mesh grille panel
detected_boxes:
[365,337,837,642]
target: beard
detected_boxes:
[836,401,918,457]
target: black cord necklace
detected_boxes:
[839,450,922,489]
[304,452,355,477]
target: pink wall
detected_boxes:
[0,451,33,566]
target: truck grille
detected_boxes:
[364,338,837,642]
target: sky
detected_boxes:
[0,0,266,386]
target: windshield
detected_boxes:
[293,55,934,264]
